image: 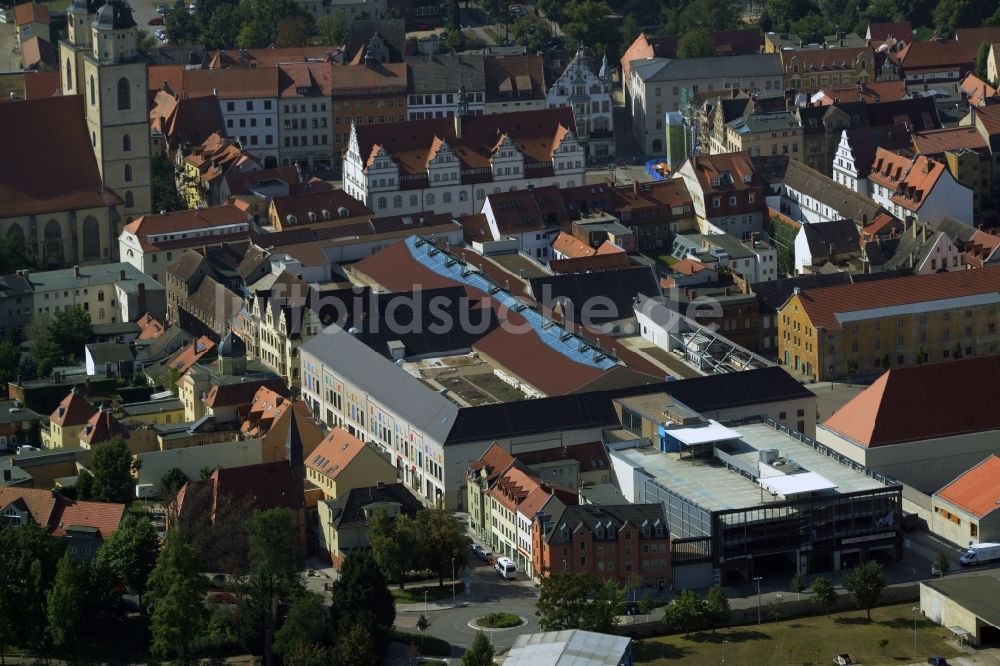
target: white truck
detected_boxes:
[959,542,1000,566]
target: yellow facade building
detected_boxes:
[305,426,396,500]
[778,267,1000,381]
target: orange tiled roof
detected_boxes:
[892,40,972,70]
[167,336,215,376]
[552,231,596,259]
[961,73,998,106]
[79,409,128,446]
[673,258,712,275]
[781,46,871,72]
[0,488,124,538]
[123,205,249,251]
[910,126,989,156]
[137,313,166,340]
[241,386,298,437]
[936,454,1000,518]
[791,266,1000,330]
[354,107,576,177]
[330,61,407,92]
[305,426,367,480]
[595,241,624,255]
[868,148,948,213]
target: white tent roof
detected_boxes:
[760,471,838,496]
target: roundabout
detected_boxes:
[468,611,528,631]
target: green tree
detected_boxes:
[662,588,704,637]
[791,571,806,600]
[244,0,310,45]
[767,597,783,623]
[95,514,161,595]
[761,0,792,31]
[334,622,378,666]
[246,507,300,666]
[879,637,889,655]
[317,10,349,45]
[47,305,93,361]
[0,339,21,386]
[933,0,992,39]
[512,14,551,52]
[810,576,838,616]
[790,14,834,44]
[22,560,50,660]
[75,469,95,500]
[368,509,417,589]
[160,466,189,498]
[200,465,217,479]
[273,592,332,660]
[165,5,201,44]
[203,3,246,48]
[704,586,731,631]
[329,549,396,648]
[536,571,622,633]
[415,508,468,587]
[561,0,613,52]
[0,232,33,275]
[276,16,312,47]
[677,27,715,58]
[236,20,271,47]
[678,0,739,32]
[144,533,209,662]
[933,551,951,577]
[47,553,88,659]
[447,29,467,52]
[152,155,182,214]
[768,215,796,277]
[0,523,65,660]
[536,0,563,22]
[91,436,135,504]
[843,560,886,622]
[462,630,495,666]
[988,5,1000,25]
[976,41,991,81]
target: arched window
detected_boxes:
[89,75,95,105]
[122,134,131,152]
[124,191,134,208]
[117,77,130,111]
[392,195,402,207]
[65,59,72,90]
[82,216,101,259]
[124,164,132,182]
[426,193,435,205]
[378,197,387,209]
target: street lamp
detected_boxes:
[722,638,728,664]
[912,606,918,657]
[754,576,763,625]
[452,557,456,606]
[424,589,428,616]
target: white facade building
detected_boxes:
[868,149,974,225]
[342,106,586,217]
[545,47,614,160]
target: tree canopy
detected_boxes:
[843,560,886,622]
[144,533,210,662]
[677,27,716,58]
[94,514,161,595]
[91,436,136,504]
[329,549,396,649]
[536,571,622,633]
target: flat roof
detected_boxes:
[506,630,631,666]
[923,572,1000,627]
[667,420,742,446]
[614,422,888,512]
[760,471,837,496]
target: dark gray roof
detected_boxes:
[528,267,660,326]
[801,219,861,256]
[923,573,1000,626]
[86,342,134,365]
[0,274,32,298]
[0,400,42,426]
[729,111,800,134]
[346,19,407,61]
[94,0,135,29]
[544,503,667,544]
[761,156,884,224]
[843,123,913,179]
[933,217,978,245]
[631,53,783,83]
[881,228,945,271]
[406,54,486,94]
[217,330,246,358]
[664,366,814,412]
[329,482,423,529]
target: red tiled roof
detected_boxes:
[205,46,340,69]
[792,266,1000,331]
[673,258,712,275]
[354,107,576,177]
[812,81,906,105]
[20,36,54,70]
[148,65,184,95]
[180,67,280,99]
[486,185,570,235]
[781,46,871,72]
[330,61,407,92]
[49,388,96,426]
[823,356,1000,448]
[0,96,121,216]
[936,454,1000,518]
[516,441,610,473]
[468,442,515,484]
[21,70,59,99]
[686,152,760,194]
[0,488,124,539]
[51,498,126,538]
[961,73,998,106]
[278,61,333,98]
[137,314,166,340]
[168,336,215,376]
[892,39,972,70]
[549,253,631,273]
[460,213,492,244]
[204,378,289,410]
[484,54,546,102]
[910,126,989,156]
[212,460,303,510]
[240,386,295,437]
[868,148,950,213]
[14,2,48,25]
[123,205,249,251]
[271,188,372,224]
[79,409,128,446]
[955,27,1000,60]
[552,231,596,259]
[305,426,368,480]
[867,21,912,43]
[595,241,623,255]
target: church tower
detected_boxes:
[61,0,151,221]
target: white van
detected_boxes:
[495,557,516,579]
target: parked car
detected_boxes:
[155,3,166,13]
[477,549,492,562]
[148,15,163,24]
[469,543,482,555]
[927,658,948,666]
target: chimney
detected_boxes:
[119,269,126,280]
[912,219,918,238]
[137,282,146,316]
[454,113,462,139]
[793,286,801,295]
[73,265,80,277]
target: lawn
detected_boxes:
[391,582,462,605]
[634,603,960,666]
[657,254,679,266]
